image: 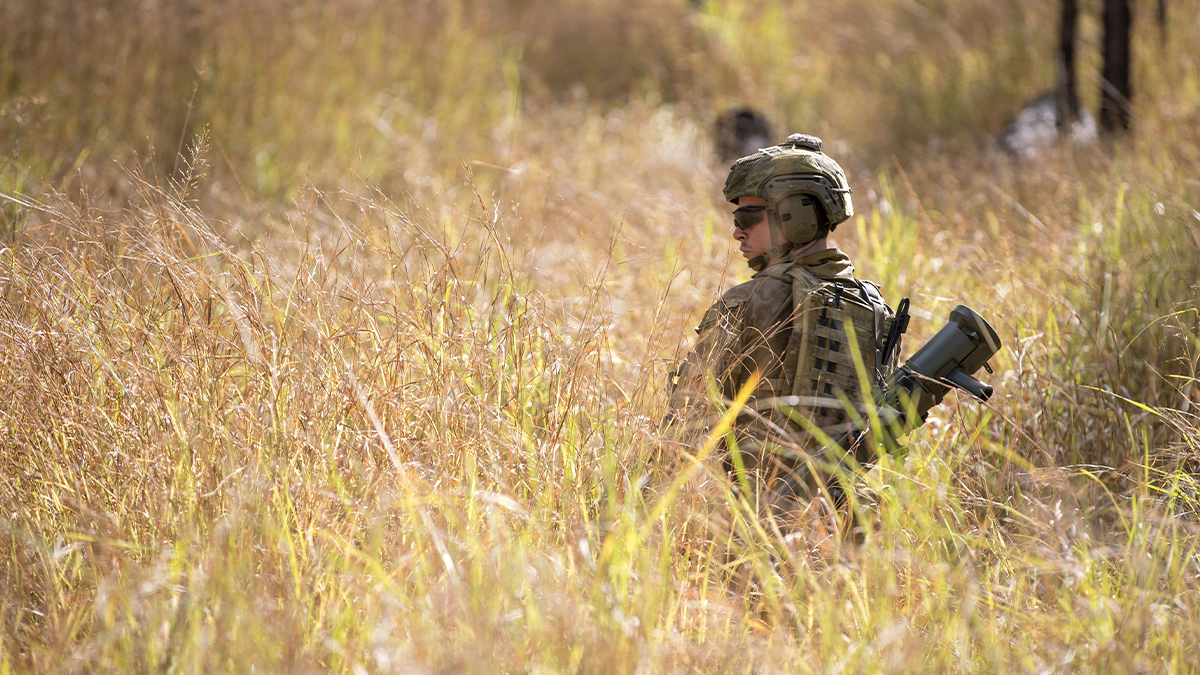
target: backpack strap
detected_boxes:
[853,278,890,371]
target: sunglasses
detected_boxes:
[732,205,767,230]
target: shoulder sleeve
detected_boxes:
[692,294,746,367]
[669,287,753,414]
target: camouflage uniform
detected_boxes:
[670,134,894,508]
[670,248,887,503]
[671,134,1003,512]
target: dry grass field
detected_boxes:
[3,0,1200,671]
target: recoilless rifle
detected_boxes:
[837,301,1003,459]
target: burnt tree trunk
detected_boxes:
[1100,0,1134,133]
[1159,0,1168,45]
[1056,0,1080,128]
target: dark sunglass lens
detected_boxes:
[733,207,764,229]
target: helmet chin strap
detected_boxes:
[747,207,795,272]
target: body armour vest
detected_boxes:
[670,249,901,453]
[780,263,898,436]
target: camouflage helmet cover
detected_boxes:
[722,133,854,229]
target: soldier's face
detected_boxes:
[732,196,772,262]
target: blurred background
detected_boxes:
[4,0,1195,204]
[4,2,1200,670]
[5,0,1197,422]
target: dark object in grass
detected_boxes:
[714,108,773,162]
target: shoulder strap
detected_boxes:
[852,278,890,356]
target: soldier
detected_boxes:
[670,133,901,513]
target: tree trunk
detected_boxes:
[1159,0,1168,45]
[1056,0,1080,128]
[1100,0,1133,133]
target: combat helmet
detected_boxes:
[723,133,854,270]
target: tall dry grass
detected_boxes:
[3,0,1200,671]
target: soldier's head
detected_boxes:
[723,133,854,271]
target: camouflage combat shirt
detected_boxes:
[669,247,871,487]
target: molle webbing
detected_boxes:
[785,266,879,434]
